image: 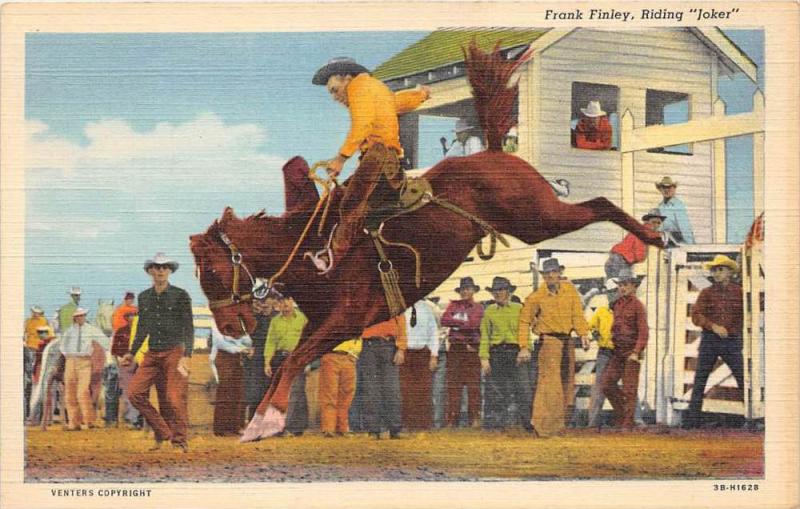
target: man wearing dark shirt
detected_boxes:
[600,267,649,429]
[123,252,194,452]
[440,277,484,428]
[685,255,744,429]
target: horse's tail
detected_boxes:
[464,40,533,151]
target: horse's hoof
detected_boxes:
[240,405,286,442]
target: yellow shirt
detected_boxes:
[588,306,614,350]
[24,316,49,349]
[518,281,589,349]
[339,74,427,158]
[333,338,363,359]
[128,315,148,364]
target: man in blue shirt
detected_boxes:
[655,176,695,245]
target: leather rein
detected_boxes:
[207,162,336,312]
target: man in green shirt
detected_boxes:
[56,287,82,334]
[263,296,309,435]
[479,277,527,431]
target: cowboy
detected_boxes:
[263,296,309,436]
[479,276,529,431]
[399,298,440,431]
[684,255,744,429]
[59,307,110,430]
[605,208,665,304]
[360,315,408,439]
[655,176,695,245]
[24,305,49,421]
[440,276,484,428]
[111,291,138,334]
[573,100,613,150]
[123,252,194,452]
[311,57,432,271]
[56,287,82,334]
[444,118,484,158]
[518,258,590,437]
[600,267,648,429]
[585,293,614,428]
[318,337,362,437]
[209,321,253,436]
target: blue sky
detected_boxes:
[24,30,764,317]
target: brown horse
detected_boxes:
[189,43,664,441]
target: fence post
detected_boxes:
[712,98,727,243]
[620,109,635,215]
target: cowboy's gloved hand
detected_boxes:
[428,356,438,372]
[393,348,406,366]
[416,84,432,101]
[480,359,490,376]
[326,155,346,177]
[264,364,273,377]
[516,348,531,365]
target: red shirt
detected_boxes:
[611,232,647,264]
[691,283,743,336]
[441,299,484,346]
[611,295,649,355]
[574,116,612,150]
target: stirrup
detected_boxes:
[303,224,337,275]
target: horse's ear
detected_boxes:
[221,207,238,224]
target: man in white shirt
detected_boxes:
[59,307,109,431]
[209,323,253,436]
[400,299,440,430]
[444,118,484,158]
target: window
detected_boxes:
[571,82,619,150]
[646,89,692,155]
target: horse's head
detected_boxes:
[190,207,276,338]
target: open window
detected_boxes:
[571,82,619,150]
[400,97,504,171]
[646,89,692,155]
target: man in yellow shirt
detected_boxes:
[517,258,590,437]
[312,57,431,271]
[585,294,614,428]
[318,338,362,437]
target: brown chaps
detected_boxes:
[333,143,401,253]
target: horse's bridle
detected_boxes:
[207,231,270,311]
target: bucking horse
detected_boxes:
[190,42,664,441]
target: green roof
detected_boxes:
[372,28,549,80]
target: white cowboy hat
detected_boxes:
[69,286,82,295]
[580,100,607,118]
[72,307,88,318]
[143,252,179,273]
[30,305,44,314]
[454,118,474,133]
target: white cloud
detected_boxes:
[25,114,287,185]
[24,114,293,243]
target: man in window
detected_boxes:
[573,100,612,150]
[654,176,695,245]
[444,118,484,158]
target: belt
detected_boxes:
[363,336,395,342]
[541,333,572,341]
[490,343,519,351]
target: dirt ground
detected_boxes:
[25,425,763,482]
